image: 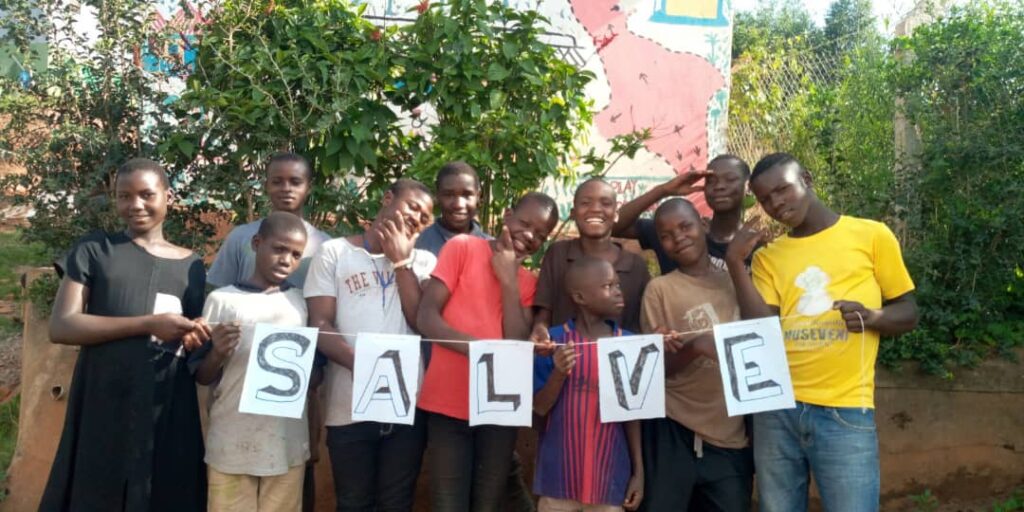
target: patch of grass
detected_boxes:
[0,318,18,339]
[0,394,18,488]
[992,488,1024,512]
[0,230,48,301]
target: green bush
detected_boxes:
[731,1,1024,375]
[884,1,1024,375]
[2,0,640,257]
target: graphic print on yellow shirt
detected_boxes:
[752,216,915,409]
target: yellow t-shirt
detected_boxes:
[752,216,915,408]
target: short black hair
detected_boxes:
[750,152,802,185]
[565,255,613,296]
[708,154,751,178]
[573,177,615,204]
[435,161,480,191]
[116,158,170,189]
[257,211,308,240]
[653,197,701,223]
[388,178,432,198]
[268,152,313,181]
[514,191,559,223]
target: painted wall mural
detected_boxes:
[356,0,734,215]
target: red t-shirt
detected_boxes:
[417,235,537,421]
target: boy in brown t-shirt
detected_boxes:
[639,198,752,511]
[532,178,650,338]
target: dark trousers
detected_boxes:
[425,411,520,512]
[326,414,427,512]
[640,417,753,512]
[504,450,536,512]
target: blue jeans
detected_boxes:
[754,402,879,512]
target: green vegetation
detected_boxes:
[0,394,19,490]
[0,231,47,337]
[731,1,1024,376]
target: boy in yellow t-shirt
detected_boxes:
[725,153,918,512]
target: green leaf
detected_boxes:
[176,139,195,157]
[486,63,510,81]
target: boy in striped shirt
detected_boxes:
[533,256,644,512]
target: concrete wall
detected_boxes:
[5,269,1022,510]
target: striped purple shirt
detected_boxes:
[533,321,632,505]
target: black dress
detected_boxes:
[40,231,207,512]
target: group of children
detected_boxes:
[41,150,917,512]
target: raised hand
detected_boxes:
[726,217,766,265]
[379,211,415,265]
[660,169,712,197]
[490,226,522,285]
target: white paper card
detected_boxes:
[713,317,796,417]
[351,332,421,425]
[238,323,319,419]
[468,340,534,427]
[597,334,666,423]
[151,292,183,344]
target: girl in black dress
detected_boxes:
[40,158,211,511]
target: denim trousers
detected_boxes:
[754,402,879,512]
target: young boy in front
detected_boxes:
[612,155,751,273]
[304,179,437,511]
[533,256,644,512]
[726,153,918,512]
[639,199,752,511]
[193,211,311,512]
[532,178,650,338]
[416,192,560,512]
[206,152,330,512]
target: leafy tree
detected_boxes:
[732,0,822,59]
[823,0,878,55]
[0,0,216,255]
[391,0,611,229]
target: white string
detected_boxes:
[855,311,869,412]
[204,313,816,347]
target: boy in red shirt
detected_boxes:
[416,192,559,512]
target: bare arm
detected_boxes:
[498,276,533,341]
[533,343,575,416]
[612,171,710,239]
[623,420,645,511]
[416,278,475,355]
[491,226,533,341]
[835,292,918,336]
[379,215,425,328]
[395,267,424,328]
[49,276,195,346]
[307,295,354,369]
[194,322,242,385]
[725,220,779,320]
[613,186,665,239]
[533,368,567,416]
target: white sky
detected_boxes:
[731,0,924,33]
